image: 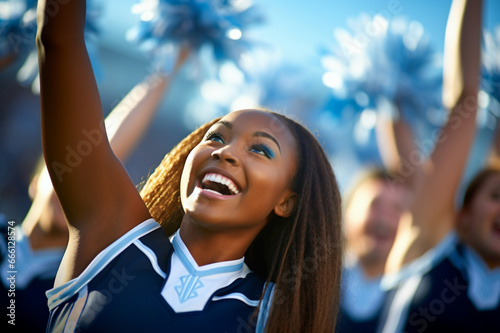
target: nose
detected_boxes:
[211,145,239,165]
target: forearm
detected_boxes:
[106,74,169,161]
[430,0,482,206]
[442,0,482,109]
[411,0,481,245]
[36,0,116,220]
[376,113,423,191]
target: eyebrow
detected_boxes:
[218,120,233,129]
[216,120,281,152]
[254,131,281,152]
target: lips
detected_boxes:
[201,173,240,195]
[366,222,396,243]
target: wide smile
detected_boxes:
[193,172,242,200]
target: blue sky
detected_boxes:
[101,0,500,63]
[90,0,499,193]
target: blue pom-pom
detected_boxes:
[0,0,103,94]
[316,13,448,167]
[127,0,264,72]
[321,14,444,131]
[245,54,329,120]
[481,26,500,112]
[0,0,38,58]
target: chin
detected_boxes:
[183,208,229,229]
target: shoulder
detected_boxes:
[46,219,167,309]
[382,231,459,290]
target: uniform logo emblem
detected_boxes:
[175,275,204,303]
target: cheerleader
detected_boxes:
[375,1,500,332]
[35,1,343,332]
[337,97,427,332]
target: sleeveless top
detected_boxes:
[377,232,500,333]
[45,219,267,333]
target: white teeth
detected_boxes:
[202,173,240,195]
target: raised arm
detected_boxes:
[386,0,482,270]
[21,71,175,240]
[376,110,424,193]
[36,0,151,283]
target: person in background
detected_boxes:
[336,167,411,332]
[337,102,425,332]
[335,0,485,330]
[375,1,500,332]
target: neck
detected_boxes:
[178,218,260,267]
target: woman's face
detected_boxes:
[180,109,297,232]
[460,172,500,268]
[345,179,407,267]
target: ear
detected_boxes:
[274,191,298,218]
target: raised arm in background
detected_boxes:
[376,110,424,196]
[385,0,482,273]
[105,45,189,159]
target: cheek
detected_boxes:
[247,167,288,207]
[345,223,362,242]
[388,210,403,229]
[470,199,498,225]
[461,207,489,236]
[488,200,500,217]
[180,148,201,201]
[348,198,372,226]
[345,210,366,237]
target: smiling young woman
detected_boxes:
[36,1,343,332]
[139,109,343,332]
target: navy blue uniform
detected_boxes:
[0,217,64,332]
[377,233,500,333]
[45,219,267,333]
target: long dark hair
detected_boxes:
[140,110,343,332]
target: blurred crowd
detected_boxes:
[0,0,499,332]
